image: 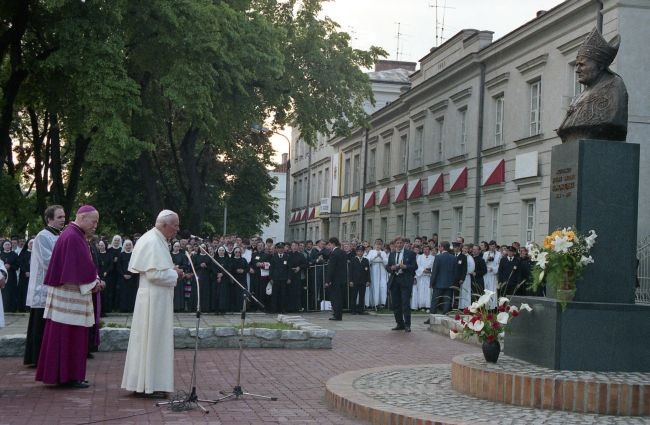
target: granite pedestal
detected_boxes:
[508,140,646,372]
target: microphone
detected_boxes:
[190,234,204,241]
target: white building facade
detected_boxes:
[288,0,650,244]
[260,169,287,243]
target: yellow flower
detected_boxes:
[551,230,562,239]
[543,236,553,249]
[565,231,575,241]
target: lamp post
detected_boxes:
[251,125,291,241]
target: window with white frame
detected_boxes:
[399,134,407,173]
[368,148,376,183]
[353,154,360,192]
[383,142,391,178]
[524,200,536,243]
[396,215,404,237]
[311,172,316,203]
[412,212,420,237]
[315,225,320,239]
[380,217,388,242]
[572,63,583,98]
[529,79,542,136]
[317,171,323,201]
[366,219,373,240]
[323,167,330,198]
[458,108,467,155]
[453,207,463,239]
[494,95,504,146]
[350,221,357,239]
[431,210,440,235]
[293,181,298,208]
[489,204,499,242]
[344,157,351,195]
[413,126,423,167]
[341,222,348,241]
[435,117,444,161]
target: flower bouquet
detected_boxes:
[449,290,532,363]
[526,227,597,307]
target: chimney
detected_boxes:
[281,153,288,164]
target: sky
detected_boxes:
[270,0,567,161]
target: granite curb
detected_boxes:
[0,314,333,356]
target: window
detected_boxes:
[494,95,504,146]
[350,221,357,239]
[399,134,407,173]
[368,148,376,183]
[529,80,542,136]
[453,207,463,239]
[413,126,423,167]
[412,213,420,237]
[341,222,348,241]
[293,181,298,208]
[381,217,388,242]
[366,219,373,240]
[297,179,302,207]
[317,171,323,201]
[323,168,330,197]
[353,154,360,192]
[396,215,404,237]
[383,142,391,178]
[435,117,444,161]
[308,226,313,240]
[303,177,308,207]
[431,210,440,235]
[344,157,351,195]
[458,108,467,155]
[524,200,536,243]
[489,204,499,242]
[311,172,316,203]
[315,225,320,239]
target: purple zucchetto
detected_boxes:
[76,204,97,215]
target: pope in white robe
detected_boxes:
[122,210,182,395]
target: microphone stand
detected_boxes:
[156,251,213,413]
[196,242,277,404]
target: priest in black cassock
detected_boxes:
[214,246,231,314]
[193,244,216,312]
[287,242,307,312]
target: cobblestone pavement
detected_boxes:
[349,365,650,424]
[0,312,464,425]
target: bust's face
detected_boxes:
[575,56,604,86]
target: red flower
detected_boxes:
[454,314,461,321]
[487,334,496,342]
[492,321,501,329]
[512,310,519,317]
[498,305,506,312]
[486,313,494,321]
[506,305,511,311]
[463,307,470,314]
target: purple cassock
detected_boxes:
[35,221,98,385]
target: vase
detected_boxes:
[481,340,501,363]
[554,269,576,304]
[556,288,576,303]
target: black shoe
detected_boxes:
[423,319,430,325]
[404,327,411,333]
[87,353,94,359]
[66,380,90,389]
[391,325,405,331]
[360,311,369,315]
[329,317,342,321]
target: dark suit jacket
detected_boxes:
[270,253,290,281]
[326,247,347,287]
[387,249,417,284]
[430,251,456,289]
[498,256,521,292]
[348,256,371,286]
[453,253,468,285]
[472,254,487,288]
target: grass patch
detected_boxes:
[100,321,131,328]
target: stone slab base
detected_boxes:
[451,353,650,416]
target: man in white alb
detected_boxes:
[121,210,183,398]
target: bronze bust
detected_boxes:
[557,28,628,143]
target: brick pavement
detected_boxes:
[0,312,477,425]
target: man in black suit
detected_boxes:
[498,245,522,296]
[429,241,457,315]
[471,244,487,296]
[269,242,290,313]
[348,245,371,314]
[452,241,467,310]
[387,236,417,332]
[325,237,347,320]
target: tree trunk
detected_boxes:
[137,151,164,216]
[179,127,206,232]
[62,134,92,215]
